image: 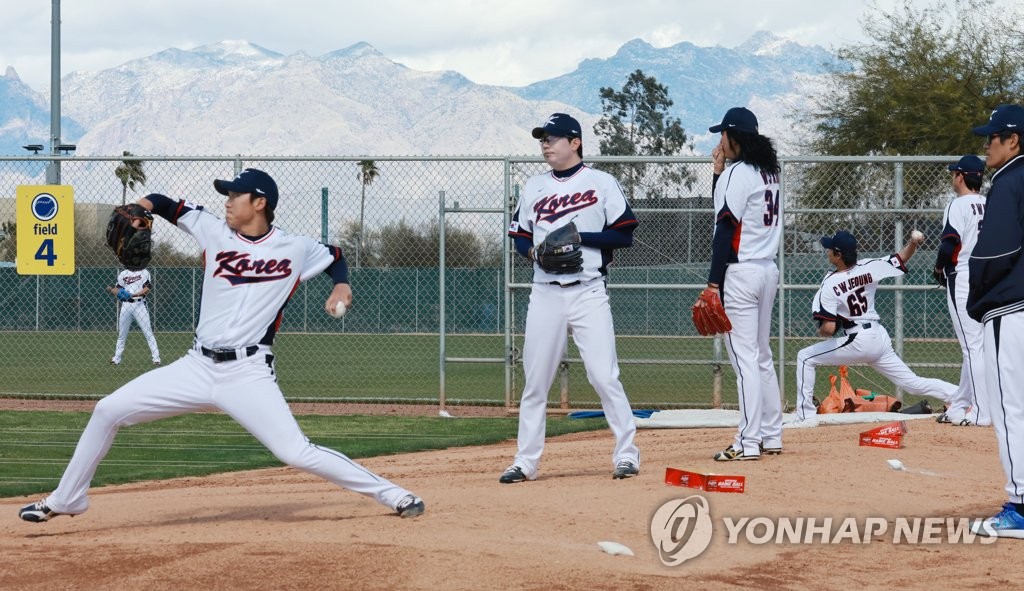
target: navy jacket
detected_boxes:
[967,154,1024,322]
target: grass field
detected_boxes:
[0,331,963,409]
[0,410,608,499]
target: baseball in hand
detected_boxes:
[910,230,925,245]
[328,300,348,318]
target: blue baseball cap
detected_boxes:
[531,113,582,139]
[709,107,759,134]
[820,230,857,253]
[972,104,1024,136]
[214,168,279,210]
[947,155,985,175]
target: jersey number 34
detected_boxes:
[763,189,780,226]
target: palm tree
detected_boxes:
[356,160,379,267]
[114,151,146,205]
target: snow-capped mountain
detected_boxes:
[0,33,837,157]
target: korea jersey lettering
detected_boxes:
[173,202,341,348]
[117,268,152,298]
[812,255,906,326]
[939,194,986,277]
[508,164,638,282]
[714,162,781,262]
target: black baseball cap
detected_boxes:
[947,155,985,175]
[214,168,279,210]
[972,104,1024,136]
[709,107,759,134]
[532,113,582,139]
[820,230,857,253]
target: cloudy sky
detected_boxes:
[0,0,1013,91]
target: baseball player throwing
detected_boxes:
[20,168,424,523]
[702,107,783,462]
[794,230,957,423]
[502,112,641,483]
[106,266,161,366]
[934,155,989,426]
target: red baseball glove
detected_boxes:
[692,287,732,336]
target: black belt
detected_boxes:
[199,345,259,363]
[845,322,872,335]
[129,297,145,302]
[548,280,581,288]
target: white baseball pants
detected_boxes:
[795,324,958,420]
[43,349,414,515]
[984,312,1024,504]
[722,260,782,456]
[112,300,161,363]
[513,279,639,478]
[946,274,989,425]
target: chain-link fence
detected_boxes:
[0,154,964,410]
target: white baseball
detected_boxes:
[328,300,348,318]
[910,230,925,244]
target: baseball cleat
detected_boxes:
[971,503,1024,539]
[612,461,639,479]
[935,412,952,424]
[19,499,74,523]
[713,446,760,461]
[109,359,120,366]
[760,443,783,456]
[498,465,533,484]
[153,361,161,366]
[395,494,425,518]
[957,418,974,426]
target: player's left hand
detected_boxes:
[692,287,732,336]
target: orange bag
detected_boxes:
[853,388,902,413]
[817,367,856,414]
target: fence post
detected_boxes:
[438,190,447,411]
[893,162,905,401]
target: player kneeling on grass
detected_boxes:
[19,168,425,523]
[793,230,957,425]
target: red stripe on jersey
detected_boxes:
[273,278,303,333]
[731,221,743,255]
[951,243,962,267]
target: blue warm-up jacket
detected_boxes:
[968,154,1024,322]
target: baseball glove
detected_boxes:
[106,204,153,270]
[692,287,732,336]
[932,267,948,289]
[117,288,133,302]
[535,222,583,274]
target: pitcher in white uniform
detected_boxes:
[934,155,989,426]
[795,230,957,423]
[107,267,161,366]
[20,168,424,523]
[502,113,641,483]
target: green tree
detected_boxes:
[356,160,379,267]
[802,0,1024,214]
[593,69,692,199]
[114,151,147,206]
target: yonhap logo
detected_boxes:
[649,495,713,566]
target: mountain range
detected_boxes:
[0,32,840,157]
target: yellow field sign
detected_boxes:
[16,185,75,275]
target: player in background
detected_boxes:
[966,104,1024,538]
[19,168,424,523]
[106,266,161,366]
[501,112,641,483]
[934,155,988,426]
[702,107,783,461]
[794,231,957,423]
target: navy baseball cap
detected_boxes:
[532,113,582,139]
[947,155,985,175]
[972,104,1024,136]
[214,168,279,210]
[709,107,759,134]
[820,230,857,253]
